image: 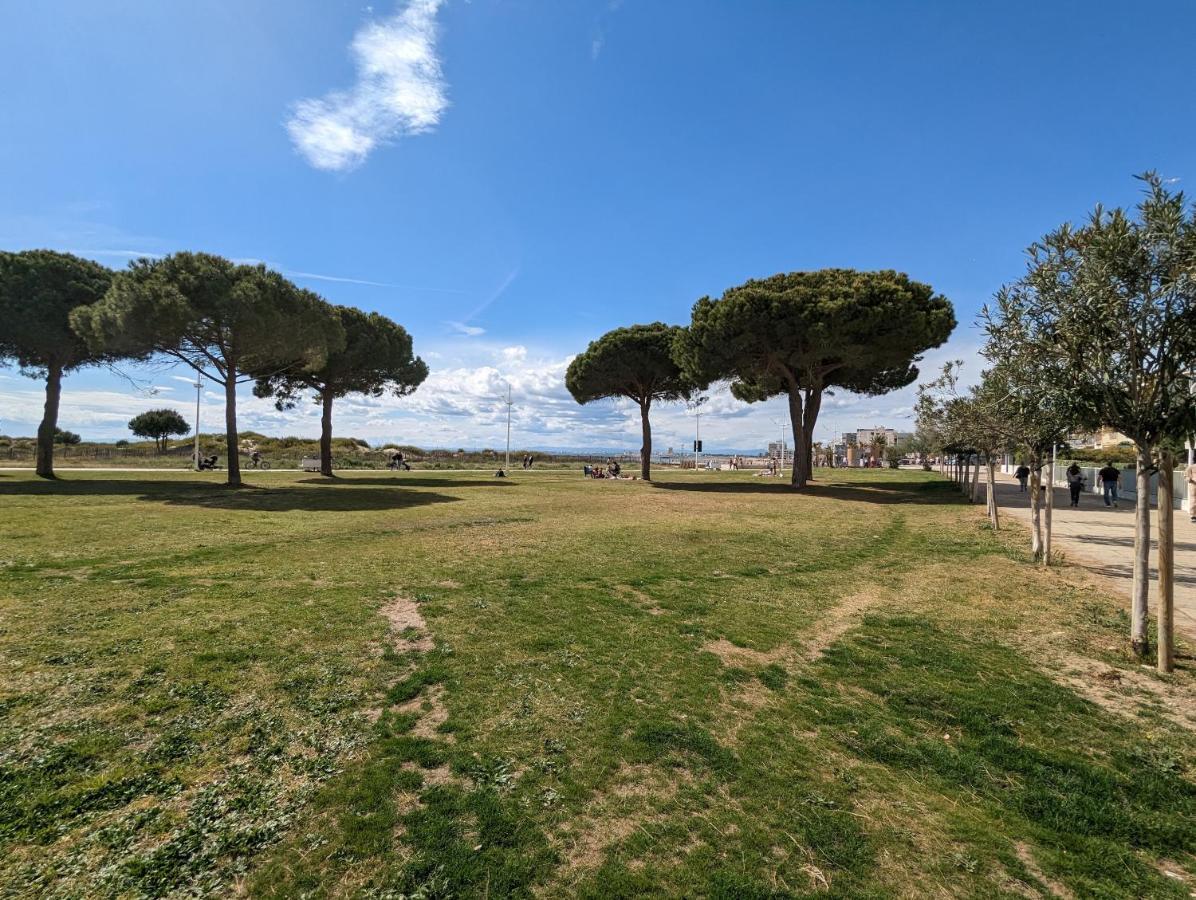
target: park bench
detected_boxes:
[299,456,321,472]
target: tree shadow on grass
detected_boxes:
[295,476,513,489]
[0,478,461,513]
[651,478,962,506]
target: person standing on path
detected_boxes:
[1066,463,1085,508]
[1098,461,1121,508]
[1186,459,1196,524]
[1015,464,1030,492]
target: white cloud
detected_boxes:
[287,0,448,172]
[1,332,988,453]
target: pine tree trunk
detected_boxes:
[319,391,335,478]
[787,389,808,489]
[1043,457,1054,568]
[224,371,241,488]
[1130,444,1151,655]
[971,455,981,503]
[35,361,63,479]
[1158,450,1175,673]
[639,400,652,481]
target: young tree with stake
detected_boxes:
[0,250,114,479]
[254,305,427,478]
[988,173,1196,665]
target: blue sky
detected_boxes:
[2,0,1193,452]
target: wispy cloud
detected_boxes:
[446,321,486,337]
[287,0,449,172]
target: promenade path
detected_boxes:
[987,471,1196,640]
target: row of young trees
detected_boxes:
[566,269,956,483]
[915,173,1196,673]
[0,250,427,486]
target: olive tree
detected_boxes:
[676,270,954,489]
[986,173,1196,666]
[0,250,114,478]
[565,323,697,481]
[254,305,427,477]
[72,252,344,487]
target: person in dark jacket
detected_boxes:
[1098,461,1121,508]
[1015,464,1031,492]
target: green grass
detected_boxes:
[0,468,1193,898]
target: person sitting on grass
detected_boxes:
[610,460,621,478]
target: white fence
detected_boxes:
[999,459,1189,511]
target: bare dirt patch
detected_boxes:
[379,595,433,653]
[1054,652,1196,730]
[802,591,881,661]
[554,764,694,874]
[1015,842,1074,899]
[703,638,786,667]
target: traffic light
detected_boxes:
[693,440,703,452]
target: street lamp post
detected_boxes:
[193,376,202,470]
[503,383,513,472]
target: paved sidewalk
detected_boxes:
[987,472,1196,639]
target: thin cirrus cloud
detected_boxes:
[287,0,449,172]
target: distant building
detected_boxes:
[856,426,899,447]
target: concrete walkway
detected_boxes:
[986,471,1196,639]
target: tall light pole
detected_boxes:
[770,417,789,477]
[503,383,513,472]
[193,375,203,470]
[688,394,708,472]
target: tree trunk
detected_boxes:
[801,388,821,483]
[1131,444,1152,656]
[36,361,63,479]
[1042,456,1054,568]
[986,458,1000,530]
[1029,456,1042,560]
[971,455,981,503]
[639,400,652,481]
[1158,450,1174,673]
[224,371,241,488]
[319,390,335,478]
[786,389,808,489]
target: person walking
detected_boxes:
[1015,464,1030,492]
[1186,458,1196,524]
[1066,463,1085,508]
[1098,460,1121,508]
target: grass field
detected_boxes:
[1,468,1194,898]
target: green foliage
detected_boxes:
[677,269,954,401]
[985,172,1196,449]
[53,428,81,445]
[72,252,343,382]
[254,305,427,408]
[566,323,695,407]
[127,408,191,453]
[0,250,113,375]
